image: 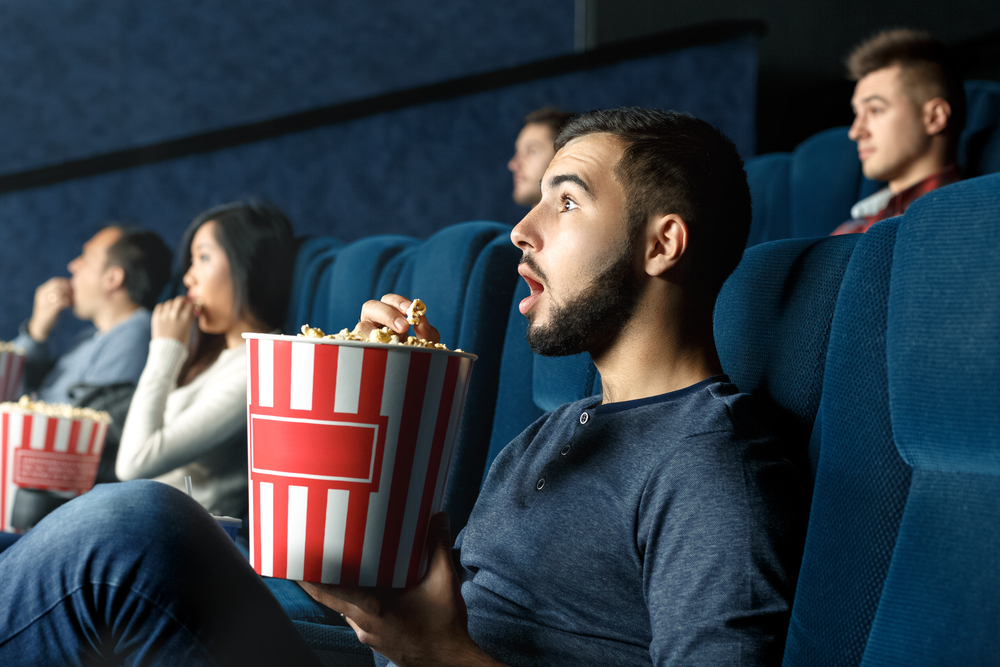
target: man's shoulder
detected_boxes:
[102,308,151,342]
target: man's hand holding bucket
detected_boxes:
[299,513,504,667]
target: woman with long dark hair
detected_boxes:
[115,201,295,517]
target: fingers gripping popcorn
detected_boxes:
[299,299,459,351]
[405,298,426,327]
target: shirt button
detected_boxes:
[561,444,571,456]
[579,412,589,424]
[536,478,545,490]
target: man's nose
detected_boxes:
[508,154,519,173]
[848,114,865,141]
[510,207,540,251]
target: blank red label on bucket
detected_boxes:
[245,334,474,588]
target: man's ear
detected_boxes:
[923,97,951,137]
[103,265,126,293]
[644,213,688,277]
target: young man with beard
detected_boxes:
[305,108,809,665]
[0,108,806,667]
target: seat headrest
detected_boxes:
[888,174,1000,474]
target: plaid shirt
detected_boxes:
[831,165,962,236]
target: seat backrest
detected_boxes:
[788,128,881,240]
[314,235,416,332]
[284,237,343,334]
[715,233,861,474]
[866,174,1000,664]
[745,152,792,247]
[958,80,1000,180]
[780,218,906,666]
[784,173,1000,666]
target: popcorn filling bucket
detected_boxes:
[244,333,476,587]
[1,403,109,532]
[0,347,26,403]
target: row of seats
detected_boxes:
[721,172,1000,665]
[278,172,999,664]
[745,79,1000,245]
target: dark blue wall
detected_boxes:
[0,0,574,174]
[0,2,757,354]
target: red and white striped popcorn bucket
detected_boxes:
[0,348,26,403]
[244,333,476,587]
[1,405,109,532]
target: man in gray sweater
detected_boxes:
[13,225,172,405]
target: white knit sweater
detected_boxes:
[116,338,247,517]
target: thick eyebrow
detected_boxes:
[546,173,592,196]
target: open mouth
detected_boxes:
[517,267,545,315]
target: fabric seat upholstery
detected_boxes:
[783,173,1000,665]
[715,233,861,474]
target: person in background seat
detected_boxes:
[13,226,172,406]
[114,201,296,519]
[507,106,574,207]
[832,29,966,235]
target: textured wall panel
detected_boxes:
[0,0,575,174]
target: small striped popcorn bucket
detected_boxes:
[1,405,109,532]
[244,333,475,587]
[0,347,26,403]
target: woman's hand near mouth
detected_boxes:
[151,295,196,344]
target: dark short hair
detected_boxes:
[555,107,751,301]
[179,201,296,331]
[104,227,173,310]
[524,106,575,140]
[847,29,966,148]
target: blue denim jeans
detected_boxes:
[0,480,323,666]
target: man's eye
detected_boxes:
[561,197,579,212]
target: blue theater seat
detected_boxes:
[746,80,1000,245]
[782,173,1000,666]
[714,233,861,475]
[313,235,416,333]
[284,237,344,334]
